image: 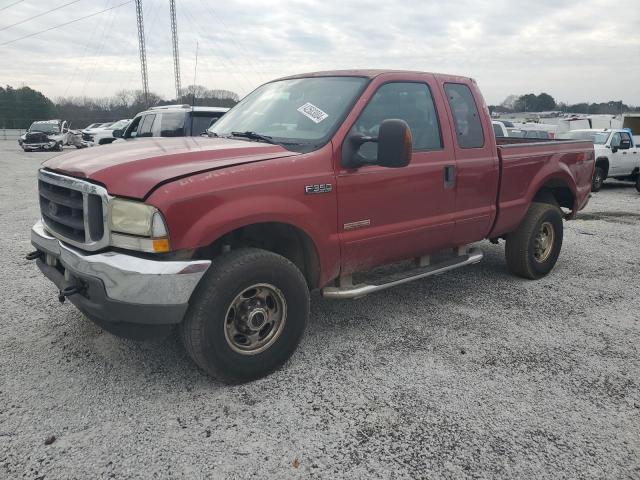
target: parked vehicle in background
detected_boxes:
[492,121,509,137]
[557,129,639,191]
[83,123,108,130]
[113,105,228,141]
[81,122,113,137]
[22,120,72,151]
[29,70,594,383]
[510,129,551,140]
[83,119,131,145]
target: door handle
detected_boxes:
[444,165,456,188]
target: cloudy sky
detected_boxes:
[1,0,639,105]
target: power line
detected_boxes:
[0,0,24,13]
[0,0,132,47]
[0,0,85,32]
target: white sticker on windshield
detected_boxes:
[297,102,329,124]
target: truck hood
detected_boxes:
[43,137,301,198]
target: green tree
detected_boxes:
[0,85,54,128]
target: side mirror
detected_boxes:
[342,119,412,169]
[112,129,123,138]
[611,145,618,153]
[376,119,412,168]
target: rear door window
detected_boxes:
[160,112,186,137]
[445,83,484,148]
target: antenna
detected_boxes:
[192,41,199,107]
[134,0,149,105]
[169,0,181,100]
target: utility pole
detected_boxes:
[169,0,181,100]
[135,0,149,105]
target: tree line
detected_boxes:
[0,84,240,129]
[490,93,640,115]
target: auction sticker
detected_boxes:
[297,103,328,123]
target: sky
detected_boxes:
[0,0,639,105]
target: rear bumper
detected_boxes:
[31,221,210,325]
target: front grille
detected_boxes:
[82,133,93,142]
[38,170,111,251]
[26,132,49,144]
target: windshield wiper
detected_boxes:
[230,131,277,144]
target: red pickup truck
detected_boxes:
[29,70,594,382]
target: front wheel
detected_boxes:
[592,167,605,192]
[180,248,309,383]
[505,202,564,279]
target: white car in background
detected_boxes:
[82,122,113,135]
[557,129,639,191]
[84,119,131,145]
[492,121,509,137]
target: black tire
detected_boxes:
[505,202,563,279]
[636,175,640,193]
[54,142,63,151]
[180,248,309,383]
[592,166,605,192]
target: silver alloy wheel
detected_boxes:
[223,283,287,355]
[534,221,555,263]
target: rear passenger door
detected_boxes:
[441,82,499,245]
[336,80,457,273]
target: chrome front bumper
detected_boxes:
[31,221,211,325]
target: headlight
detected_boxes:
[108,198,170,253]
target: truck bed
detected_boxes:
[490,138,594,237]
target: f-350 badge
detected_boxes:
[305,184,333,194]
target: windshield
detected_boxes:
[557,131,610,144]
[29,122,59,134]
[209,76,368,150]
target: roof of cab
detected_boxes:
[275,69,473,82]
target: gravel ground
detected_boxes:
[1,140,639,479]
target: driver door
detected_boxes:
[336,80,456,274]
[609,132,623,175]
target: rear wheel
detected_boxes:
[505,202,564,279]
[180,248,309,383]
[592,166,605,192]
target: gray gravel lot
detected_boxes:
[1,140,639,479]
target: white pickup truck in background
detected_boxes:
[558,129,639,191]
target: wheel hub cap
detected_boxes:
[224,283,287,355]
[534,221,555,263]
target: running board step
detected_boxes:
[321,247,483,299]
